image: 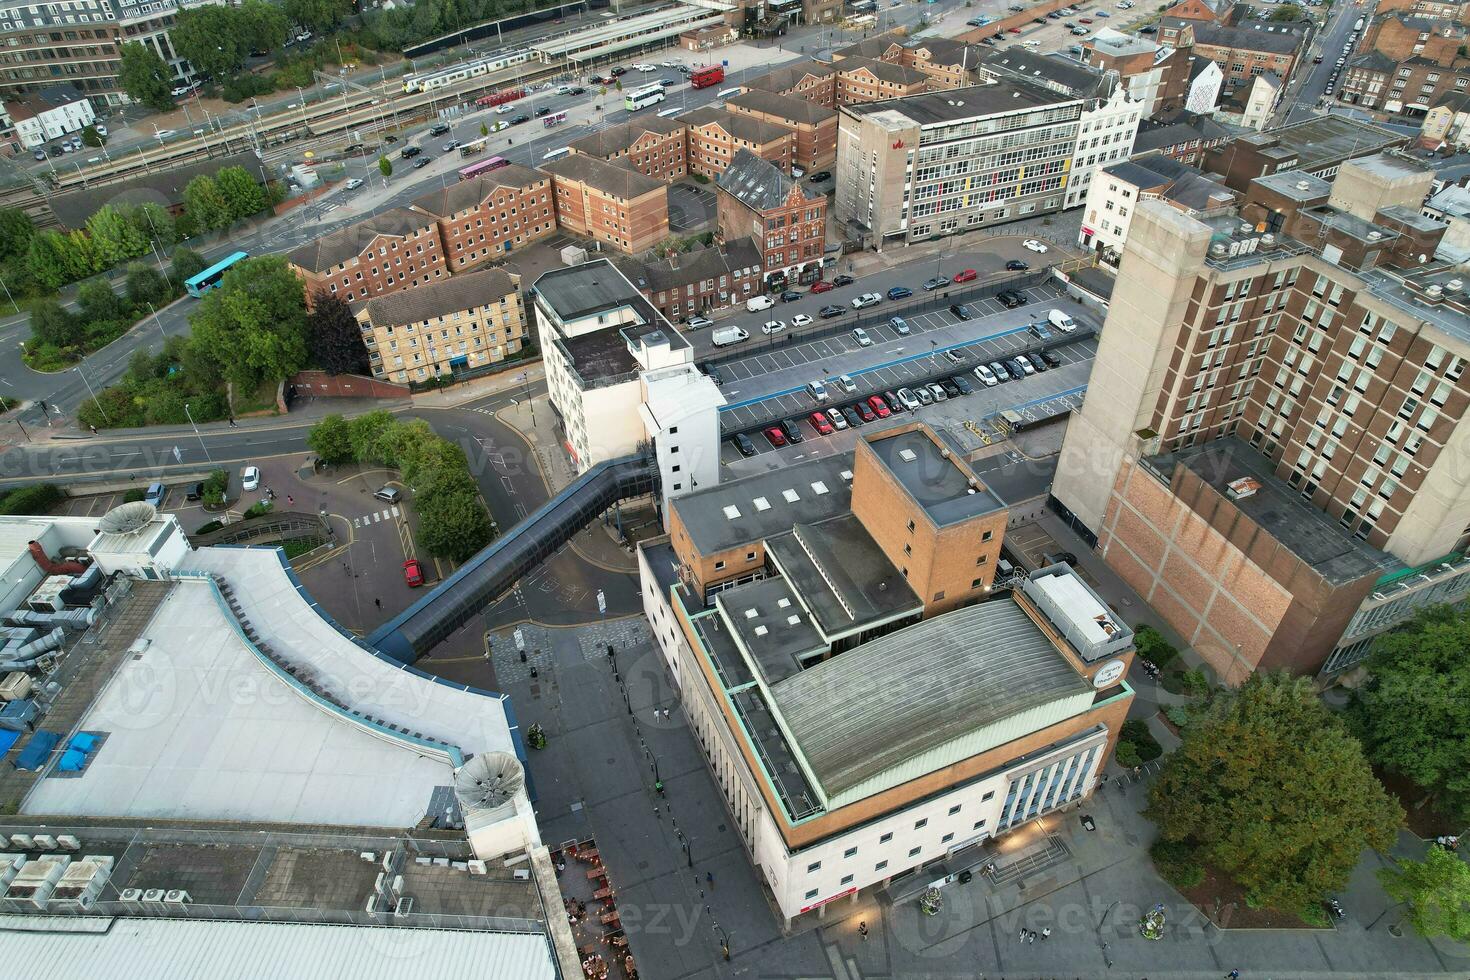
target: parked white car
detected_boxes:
[851,292,882,309]
[241,466,260,491]
[837,374,857,393]
[896,387,921,411]
[852,327,873,346]
[633,63,656,72]
[762,320,786,335]
[974,364,998,386]
[1023,239,1049,253]
[792,313,813,328]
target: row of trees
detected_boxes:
[365,0,556,54]
[307,411,494,562]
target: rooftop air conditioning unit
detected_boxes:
[393,897,413,918]
[513,868,532,881]
[142,888,166,903]
[467,860,487,875]
[1448,279,1464,292]
[1210,242,1227,256]
[1226,477,1261,499]
[9,834,32,850]
[1427,284,1444,299]
[1260,234,1275,245]
[31,835,55,851]
[1367,230,1382,241]
[55,835,80,852]
[359,851,376,864]
[119,888,143,902]
[1296,180,1310,191]
[164,890,190,905]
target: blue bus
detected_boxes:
[185,250,249,298]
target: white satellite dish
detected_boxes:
[98,501,157,534]
[453,752,524,811]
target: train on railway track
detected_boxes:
[402,48,535,94]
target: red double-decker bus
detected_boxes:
[690,65,724,89]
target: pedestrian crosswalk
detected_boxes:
[352,506,401,528]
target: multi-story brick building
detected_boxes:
[1340,49,1470,113]
[1079,155,1235,263]
[1085,28,1170,113]
[1177,21,1303,92]
[836,82,1083,244]
[716,149,827,289]
[409,164,554,273]
[567,117,689,181]
[678,106,794,179]
[355,268,527,384]
[1131,111,1239,167]
[1159,0,1233,30]
[540,155,670,254]
[1053,160,1470,681]
[287,208,448,307]
[1420,89,1470,147]
[726,90,838,171]
[612,239,764,323]
[739,59,837,107]
[835,57,931,104]
[1375,0,1469,20]
[639,422,1134,928]
[1361,11,1468,62]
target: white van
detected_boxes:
[1047,309,1077,333]
[712,325,750,347]
[746,295,775,312]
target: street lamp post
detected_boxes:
[0,272,17,314]
[146,302,166,344]
[73,365,109,423]
[183,402,212,464]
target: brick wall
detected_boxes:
[289,370,410,399]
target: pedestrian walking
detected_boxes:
[1018,927,1026,940]
[663,707,671,721]
[706,871,714,889]
[1027,931,1035,943]
[1226,971,1240,980]
[858,921,868,941]
[228,417,238,427]
[1041,927,1050,940]
[88,424,97,435]
[287,495,293,505]
[374,598,381,608]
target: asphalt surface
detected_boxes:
[1280,0,1377,123]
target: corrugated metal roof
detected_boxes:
[772,601,1093,803]
[0,917,557,979]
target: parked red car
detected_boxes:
[809,411,834,434]
[867,395,892,419]
[403,558,425,587]
[809,280,834,293]
[953,268,978,283]
[763,426,787,448]
[854,400,876,422]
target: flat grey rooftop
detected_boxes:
[771,600,1091,798]
[844,81,1074,127]
[560,330,638,385]
[1378,203,1442,232]
[1304,206,1399,244]
[765,516,920,640]
[22,582,454,827]
[670,454,854,555]
[691,606,757,690]
[716,576,825,684]
[1264,116,1406,173]
[866,428,1004,526]
[1360,265,1470,346]
[534,258,652,323]
[1252,169,1331,201]
[1149,437,1394,586]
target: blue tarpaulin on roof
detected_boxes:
[69,733,98,754]
[0,729,19,757]
[58,749,85,772]
[13,731,61,771]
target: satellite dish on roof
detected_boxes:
[454,752,524,811]
[98,501,157,534]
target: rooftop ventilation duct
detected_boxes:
[453,752,525,813]
[97,501,157,535]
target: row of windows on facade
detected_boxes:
[454,222,549,249]
[454,203,550,230]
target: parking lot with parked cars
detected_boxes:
[716,284,1097,458]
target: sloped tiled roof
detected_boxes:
[678,106,793,145]
[362,268,518,325]
[741,60,836,94]
[726,89,837,126]
[287,208,437,272]
[540,154,664,199]
[833,30,906,61]
[1192,21,1304,55]
[838,57,929,86]
[410,164,545,218]
[716,148,816,212]
[566,117,687,158]
[979,50,1112,99]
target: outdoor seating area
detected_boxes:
[556,837,638,980]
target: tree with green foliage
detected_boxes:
[172,247,208,284]
[187,255,308,390]
[284,0,353,32]
[417,487,492,562]
[183,174,233,231]
[172,6,249,79]
[306,292,369,375]
[130,201,176,248]
[239,0,290,54]
[1270,2,1304,19]
[1379,845,1470,941]
[379,156,392,178]
[0,208,35,262]
[25,230,72,291]
[62,229,100,281]
[216,165,267,221]
[85,204,149,268]
[81,125,103,148]
[1351,604,1470,822]
[29,300,81,349]
[77,278,124,324]
[348,409,398,464]
[118,41,174,111]
[306,414,354,463]
[125,262,172,308]
[480,121,489,138]
[1147,672,1401,913]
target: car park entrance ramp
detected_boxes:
[368,452,659,663]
